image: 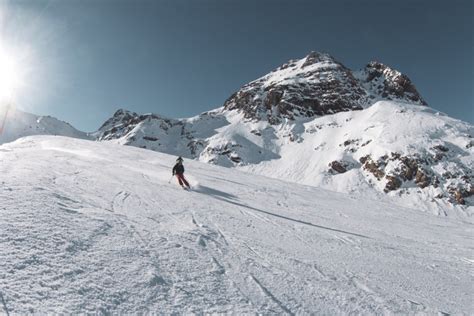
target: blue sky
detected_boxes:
[2,0,473,131]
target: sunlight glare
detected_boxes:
[0,41,23,103]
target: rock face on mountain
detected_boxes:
[357,61,427,105]
[96,109,179,143]
[93,52,472,212]
[223,52,426,124]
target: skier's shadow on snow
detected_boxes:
[195,185,370,240]
[193,185,238,200]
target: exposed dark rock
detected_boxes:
[363,158,385,180]
[362,62,427,105]
[264,89,284,109]
[443,171,453,179]
[454,190,465,205]
[359,155,370,164]
[96,109,177,142]
[329,161,347,174]
[432,176,440,188]
[433,145,449,152]
[433,153,446,161]
[361,140,372,147]
[384,175,402,192]
[399,156,418,181]
[143,136,159,141]
[230,156,242,163]
[391,152,401,160]
[187,140,206,157]
[356,150,471,205]
[343,139,359,147]
[448,187,468,205]
[415,169,431,188]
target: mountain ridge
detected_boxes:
[90,52,473,211]
[1,52,472,212]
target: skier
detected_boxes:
[172,156,190,189]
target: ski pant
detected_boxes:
[175,173,190,187]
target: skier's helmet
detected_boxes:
[176,156,183,162]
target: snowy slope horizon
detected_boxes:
[1,136,472,314]
[0,107,90,145]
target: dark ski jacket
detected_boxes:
[172,163,185,175]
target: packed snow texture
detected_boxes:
[0,136,472,314]
[96,101,474,213]
[0,107,90,145]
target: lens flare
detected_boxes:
[0,42,23,102]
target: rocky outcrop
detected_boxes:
[385,175,402,192]
[329,160,348,174]
[202,143,243,165]
[360,152,472,205]
[359,62,427,105]
[361,156,385,180]
[97,109,177,141]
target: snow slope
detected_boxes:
[96,101,474,213]
[237,101,474,213]
[0,136,472,314]
[0,107,89,145]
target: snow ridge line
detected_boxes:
[0,291,10,316]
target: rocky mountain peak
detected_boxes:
[223,52,427,123]
[113,108,137,117]
[301,51,340,68]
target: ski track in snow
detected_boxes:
[0,136,472,314]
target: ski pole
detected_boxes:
[168,175,174,184]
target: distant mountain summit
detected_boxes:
[223,52,426,123]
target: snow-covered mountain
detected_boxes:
[0,107,89,145]
[94,52,473,212]
[222,52,426,123]
[1,136,472,314]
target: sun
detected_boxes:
[0,42,23,103]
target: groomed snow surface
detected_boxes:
[1,136,473,314]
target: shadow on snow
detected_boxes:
[194,184,370,240]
